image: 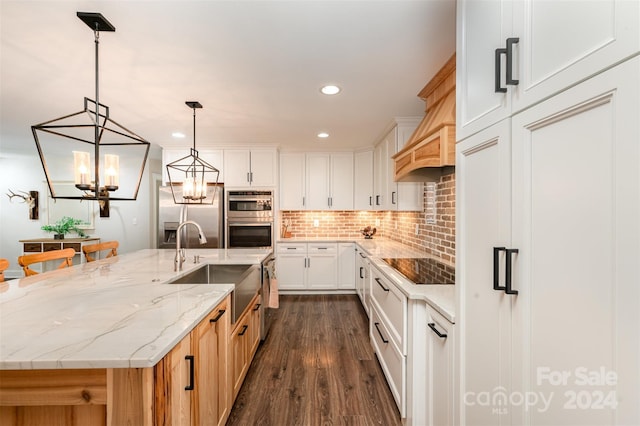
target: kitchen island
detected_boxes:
[0,248,271,426]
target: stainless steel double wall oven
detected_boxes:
[226,190,273,248]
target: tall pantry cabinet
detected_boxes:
[456,1,639,425]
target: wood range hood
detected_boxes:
[393,54,456,182]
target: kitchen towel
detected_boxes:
[267,264,279,309]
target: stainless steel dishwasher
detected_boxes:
[260,253,275,340]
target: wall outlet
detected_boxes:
[313,219,319,227]
[415,223,420,235]
[375,219,380,227]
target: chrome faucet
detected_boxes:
[175,220,208,271]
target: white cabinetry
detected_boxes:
[279,152,354,210]
[162,149,223,184]
[276,242,338,290]
[374,120,422,211]
[456,58,640,425]
[369,262,408,417]
[224,149,276,187]
[407,300,455,426]
[279,153,305,210]
[354,246,370,315]
[337,243,355,290]
[354,150,374,210]
[457,0,640,140]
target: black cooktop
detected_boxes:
[381,257,455,285]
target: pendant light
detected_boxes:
[165,101,220,205]
[31,12,150,202]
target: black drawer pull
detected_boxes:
[375,277,389,292]
[505,248,519,295]
[253,303,261,311]
[493,247,506,291]
[374,322,389,344]
[495,47,507,93]
[359,252,366,258]
[185,355,195,391]
[359,266,364,279]
[428,322,447,339]
[506,37,519,86]
[238,324,249,336]
[209,309,226,323]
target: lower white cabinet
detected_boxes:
[276,242,338,290]
[354,246,370,315]
[337,243,356,290]
[407,300,454,426]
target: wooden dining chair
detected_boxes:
[82,241,119,262]
[0,258,9,282]
[17,248,76,277]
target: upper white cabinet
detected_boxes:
[354,150,374,210]
[279,152,354,211]
[457,0,640,140]
[279,153,306,210]
[374,120,423,211]
[223,149,276,187]
[162,149,224,185]
[456,57,640,425]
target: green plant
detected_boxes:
[41,216,87,237]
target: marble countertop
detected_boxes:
[277,237,455,322]
[0,248,272,370]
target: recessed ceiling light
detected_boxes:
[172,132,186,138]
[320,85,341,95]
[317,132,329,138]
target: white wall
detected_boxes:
[0,148,162,279]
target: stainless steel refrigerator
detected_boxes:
[157,184,224,249]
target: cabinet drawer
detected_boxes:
[23,243,42,252]
[43,243,62,252]
[308,243,337,254]
[277,243,306,254]
[63,243,81,252]
[370,265,407,353]
[371,304,405,417]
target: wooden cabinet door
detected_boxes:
[456,118,513,426]
[158,333,192,426]
[279,153,306,210]
[193,297,230,426]
[230,313,250,399]
[510,57,640,426]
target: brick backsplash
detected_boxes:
[280,171,455,265]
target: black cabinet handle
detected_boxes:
[495,48,507,93]
[253,303,261,311]
[392,191,397,205]
[374,277,389,292]
[493,247,506,291]
[374,322,389,343]
[359,252,366,258]
[505,248,519,295]
[375,195,380,206]
[493,246,519,295]
[247,172,251,183]
[359,266,364,279]
[428,322,447,339]
[210,309,226,323]
[238,325,249,336]
[506,38,519,86]
[185,355,194,391]
[369,196,373,206]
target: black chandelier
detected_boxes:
[165,101,220,205]
[31,12,150,202]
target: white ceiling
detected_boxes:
[0,0,456,156]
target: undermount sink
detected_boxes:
[167,263,261,324]
[168,263,255,284]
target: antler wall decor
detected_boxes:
[6,190,39,220]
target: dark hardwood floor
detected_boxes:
[226,294,402,426]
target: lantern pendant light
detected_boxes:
[31,12,150,202]
[165,101,220,205]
